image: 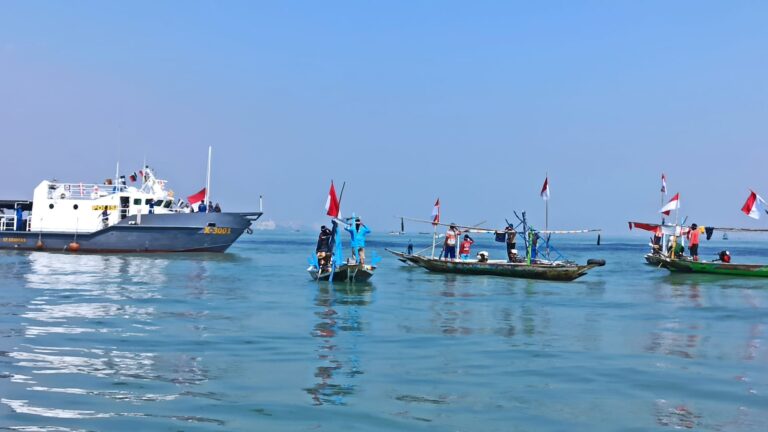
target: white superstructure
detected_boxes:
[28,168,179,233]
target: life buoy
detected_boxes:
[64,184,71,192]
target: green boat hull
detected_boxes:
[661,258,768,277]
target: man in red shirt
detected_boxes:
[687,223,701,261]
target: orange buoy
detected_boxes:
[67,242,81,252]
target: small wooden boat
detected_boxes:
[308,263,376,282]
[659,257,768,277]
[406,255,605,282]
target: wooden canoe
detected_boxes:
[308,263,376,282]
[406,255,605,282]
[659,257,768,277]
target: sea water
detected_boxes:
[1,232,766,431]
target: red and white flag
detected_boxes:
[187,187,206,205]
[325,181,340,218]
[741,190,767,220]
[659,192,680,215]
[661,173,667,194]
[431,198,440,225]
[540,177,550,201]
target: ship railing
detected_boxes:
[0,215,17,232]
[47,182,130,200]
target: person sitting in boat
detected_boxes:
[316,225,333,269]
[197,201,207,213]
[443,223,461,260]
[459,234,475,260]
[213,203,222,213]
[651,227,663,254]
[477,251,489,263]
[345,217,371,265]
[717,250,731,263]
[667,236,685,258]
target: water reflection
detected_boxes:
[2,251,216,425]
[305,283,372,406]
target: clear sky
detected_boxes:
[1,1,766,234]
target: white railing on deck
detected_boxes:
[0,216,16,232]
[47,183,130,200]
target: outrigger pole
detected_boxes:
[431,221,438,259]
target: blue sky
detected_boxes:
[1,1,766,233]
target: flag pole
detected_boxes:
[205,146,212,206]
[431,198,439,259]
[660,175,665,224]
[431,223,438,259]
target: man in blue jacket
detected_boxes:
[345,217,371,265]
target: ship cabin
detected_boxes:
[0,168,179,234]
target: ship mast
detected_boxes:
[205,146,212,206]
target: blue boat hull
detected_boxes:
[0,212,260,253]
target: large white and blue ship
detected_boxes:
[0,167,262,252]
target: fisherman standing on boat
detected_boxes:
[687,223,701,261]
[505,227,518,262]
[459,234,475,260]
[345,217,371,265]
[443,223,461,260]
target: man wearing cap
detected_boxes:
[345,217,371,265]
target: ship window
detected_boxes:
[49,204,54,209]
[154,200,164,207]
[145,199,152,205]
[207,222,217,228]
[163,200,172,208]
[133,198,142,205]
[73,204,79,210]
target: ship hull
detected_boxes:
[0,212,260,253]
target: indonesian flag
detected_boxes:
[661,173,667,194]
[540,177,550,201]
[432,198,440,225]
[325,181,340,218]
[659,192,680,215]
[741,190,767,220]
[187,188,206,205]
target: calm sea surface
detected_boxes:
[1,232,767,431]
